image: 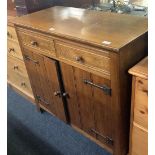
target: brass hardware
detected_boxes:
[13,65,18,70]
[36,95,49,105]
[54,91,61,97]
[31,41,38,46]
[21,82,26,87]
[24,55,39,64]
[89,128,113,145]
[62,92,69,97]
[83,79,111,96]
[75,56,83,63]
[7,32,12,38]
[54,91,69,98]
[8,48,15,53]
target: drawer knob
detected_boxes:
[13,65,18,70]
[75,56,83,62]
[31,41,38,46]
[7,32,12,38]
[21,82,26,87]
[54,91,61,97]
[8,48,15,53]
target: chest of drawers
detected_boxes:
[13,6,148,155]
[129,57,148,155]
[7,16,34,102]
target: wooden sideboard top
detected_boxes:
[129,56,148,79]
[13,6,148,52]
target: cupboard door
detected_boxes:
[23,49,67,122]
[61,62,113,146]
[90,74,113,147]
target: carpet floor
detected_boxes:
[7,87,112,155]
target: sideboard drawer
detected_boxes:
[55,41,110,79]
[7,40,23,60]
[7,26,18,41]
[134,77,148,129]
[17,28,56,56]
[7,56,33,96]
[131,124,148,155]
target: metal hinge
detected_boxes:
[83,79,111,96]
[89,128,114,145]
[36,95,49,105]
[24,55,39,65]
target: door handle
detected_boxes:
[54,91,69,98]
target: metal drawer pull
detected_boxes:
[75,56,83,63]
[21,82,26,87]
[83,79,111,95]
[31,41,38,46]
[8,48,15,53]
[24,55,39,64]
[13,65,18,70]
[36,95,49,105]
[90,128,113,145]
[7,32,12,38]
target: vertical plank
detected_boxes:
[91,74,113,148]
[60,62,81,127]
[73,66,96,138]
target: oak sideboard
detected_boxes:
[11,6,148,155]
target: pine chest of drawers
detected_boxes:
[7,16,34,102]
[129,57,148,155]
[13,6,148,155]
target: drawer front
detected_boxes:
[7,40,23,60]
[8,56,28,78]
[55,41,110,79]
[131,124,148,155]
[7,26,18,41]
[134,77,148,129]
[17,28,56,56]
[7,56,33,96]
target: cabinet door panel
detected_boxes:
[73,66,96,137]
[23,49,43,100]
[44,57,66,122]
[32,53,56,113]
[23,49,67,122]
[61,62,113,142]
[91,74,113,146]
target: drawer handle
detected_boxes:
[7,32,12,38]
[36,95,49,105]
[13,65,18,70]
[31,41,38,46]
[24,55,39,64]
[8,48,15,53]
[75,56,83,63]
[89,128,113,145]
[83,79,111,96]
[21,82,26,87]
